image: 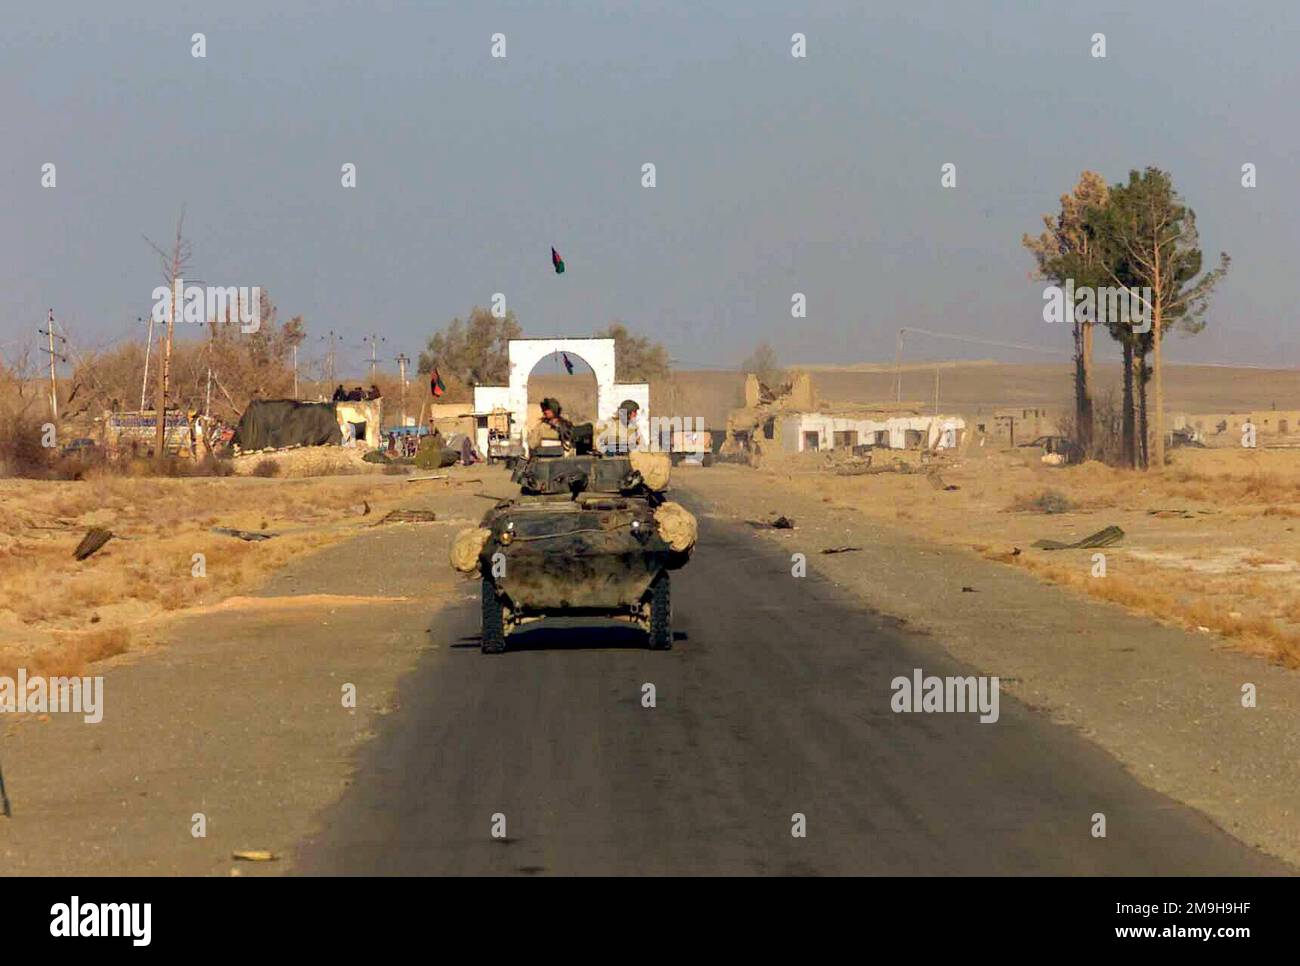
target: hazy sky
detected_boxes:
[3,0,1296,379]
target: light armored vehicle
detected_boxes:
[451,452,697,653]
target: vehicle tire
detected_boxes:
[647,572,672,650]
[701,453,714,467]
[481,578,507,654]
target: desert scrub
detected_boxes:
[1010,489,1077,514]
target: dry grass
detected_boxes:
[0,473,414,678]
[1012,554,1300,668]
[806,444,1300,670]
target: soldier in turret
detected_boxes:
[527,397,574,455]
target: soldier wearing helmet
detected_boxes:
[528,397,574,454]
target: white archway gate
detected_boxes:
[472,337,650,451]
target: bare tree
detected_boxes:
[742,342,785,388]
[142,209,198,460]
[1022,171,1109,456]
[596,322,670,382]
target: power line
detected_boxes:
[894,325,1071,402]
[896,327,1073,358]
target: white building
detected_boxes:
[775,411,965,453]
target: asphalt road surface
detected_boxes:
[296,492,1287,875]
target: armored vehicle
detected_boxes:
[451,452,697,654]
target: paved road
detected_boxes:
[296,491,1288,875]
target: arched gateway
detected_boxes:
[472,337,650,454]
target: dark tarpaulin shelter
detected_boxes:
[233,400,341,450]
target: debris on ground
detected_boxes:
[1012,490,1077,515]
[747,515,796,529]
[231,850,278,862]
[73,527,114,561]
[1032,525,1125,551]
[0,759,11,818]
[1027,435,1085,465]
[211,527,277,542]
[926,471,960,491]
[981,546,1022,563]
[961,586,976,592]
[821,546,862,554]
[375,509,438,525]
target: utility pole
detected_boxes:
[39,309,66,420]
[362,333,385,384]
[139,315,154,411]
[204,315,215,418]
[146,212,191,463]
[934,365,940,416]
[894,328,904,403]
[154,279,177,460]
[321,330,338,387]
[292,344,299,399]
[395,353,410,426]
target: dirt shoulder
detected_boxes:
[0,469,433,680]
[0,467,490,875]
[676,463,1300,867]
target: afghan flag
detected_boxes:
[562,352,574,375]
[551,246,565,274]
[430,368,446,398]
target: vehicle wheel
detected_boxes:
[647,572,672,650]
[481,578,507,654]
[701,453,714,467]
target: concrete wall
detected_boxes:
[1176,411,1300,438]
[475,338,650,452]
[335,399,383,448]
[778,412,965,452]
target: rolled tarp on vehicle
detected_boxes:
[654,501,697,552]
[629,450,671,491]
[233,399,342,451]
[451,527,493,573]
